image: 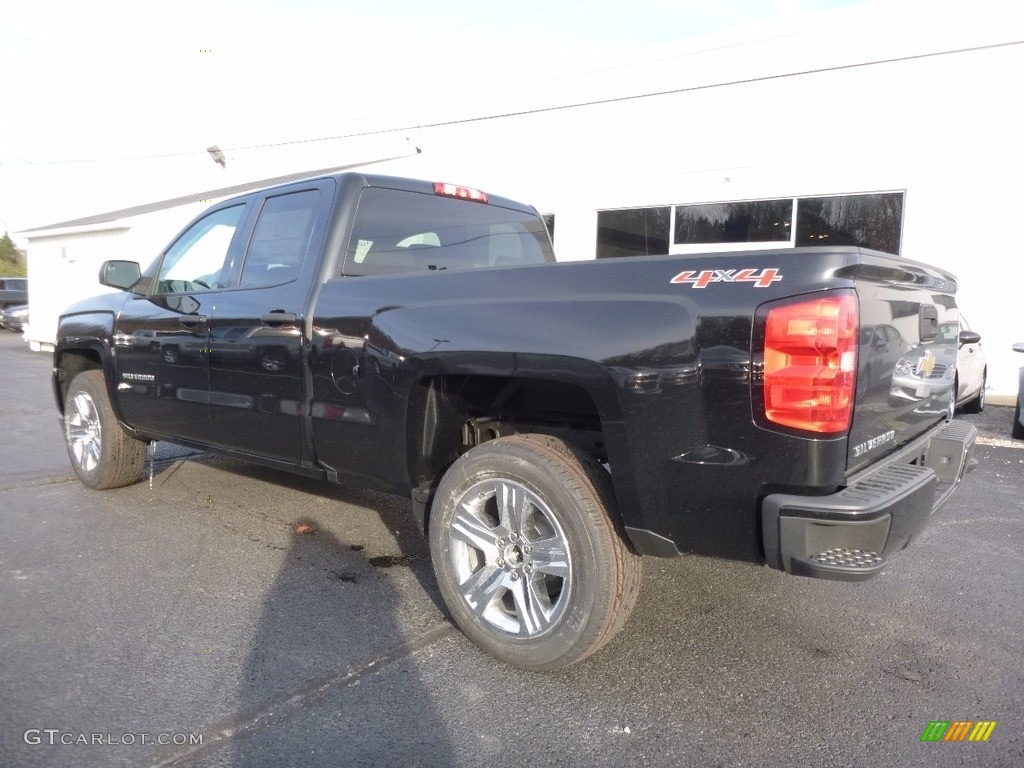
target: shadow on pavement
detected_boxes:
[136,455,458,766]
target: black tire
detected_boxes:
[63,370,147,490]
[1013,401,1024,440]
[961,371,986,414]
[429,434,642,671]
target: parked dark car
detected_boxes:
[0,303,28,332]
[0,277,28,309]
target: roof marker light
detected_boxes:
[434,182,488,204]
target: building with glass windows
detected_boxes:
[19,1,1023,399]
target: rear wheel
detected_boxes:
[429,434,641,671]
[1013,401,1024,440]
[64,370,147,490]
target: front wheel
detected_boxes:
[64,370,147,490]
[429,434,641,671]
[1013,401,1024,440]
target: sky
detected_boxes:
[0,0,867,237]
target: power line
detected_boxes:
[224,39,1022,151]
[12,38,1022,166]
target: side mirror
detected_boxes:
[99,260,142,292]
[958,330,981,346]
[1012,342,1024,354]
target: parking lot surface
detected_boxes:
[1,330,1022,767]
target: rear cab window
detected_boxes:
[238,189,321,288]
[342,187,553,276]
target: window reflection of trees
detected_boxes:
[675,200,792,244]
[796,193,903,254]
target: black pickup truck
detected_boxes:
[53,173,976,670]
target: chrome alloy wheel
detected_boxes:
[447,478,572,637]
[66,391,102,473]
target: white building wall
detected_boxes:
[25,229,126,349]
[21,1,1024,398]
[368,32,1024,399]
[25,204,207,349]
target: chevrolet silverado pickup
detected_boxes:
[53,173,977,670]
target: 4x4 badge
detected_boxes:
[670,268,782,288]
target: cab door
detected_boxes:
[206,183,332,463]
[113,203,249,442]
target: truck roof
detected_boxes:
[239,172,542,216]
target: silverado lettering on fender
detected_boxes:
[53,173,977,670]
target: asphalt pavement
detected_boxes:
[1,330,1021,768]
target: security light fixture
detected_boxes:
[207,145,227,168]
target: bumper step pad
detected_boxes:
[791,548,885,580]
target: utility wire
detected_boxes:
[225,39,1023,151]
[12,38,1022,165]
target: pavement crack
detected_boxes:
[142,622,455,767]
[0,472,75,491]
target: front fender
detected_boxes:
[53,293,129,419]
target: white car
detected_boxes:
[954,315,986,413]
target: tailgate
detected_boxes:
[847,253,959,474]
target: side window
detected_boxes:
[239,190,320,288]
[156,205,245,294]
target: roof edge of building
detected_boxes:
[18,154,413,235]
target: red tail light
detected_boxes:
[434,182,488,204]
[762,293,858,433]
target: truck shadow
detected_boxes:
[149,455,457,765]
[183,454,447,615]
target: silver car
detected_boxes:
[954,316,986,413]
[0,303,28,332]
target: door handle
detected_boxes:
[260,312,298,326]
[178,314,207,328]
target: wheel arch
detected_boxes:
[54,345,106,415]
[53,306,120,415]
[404,366,632,536]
